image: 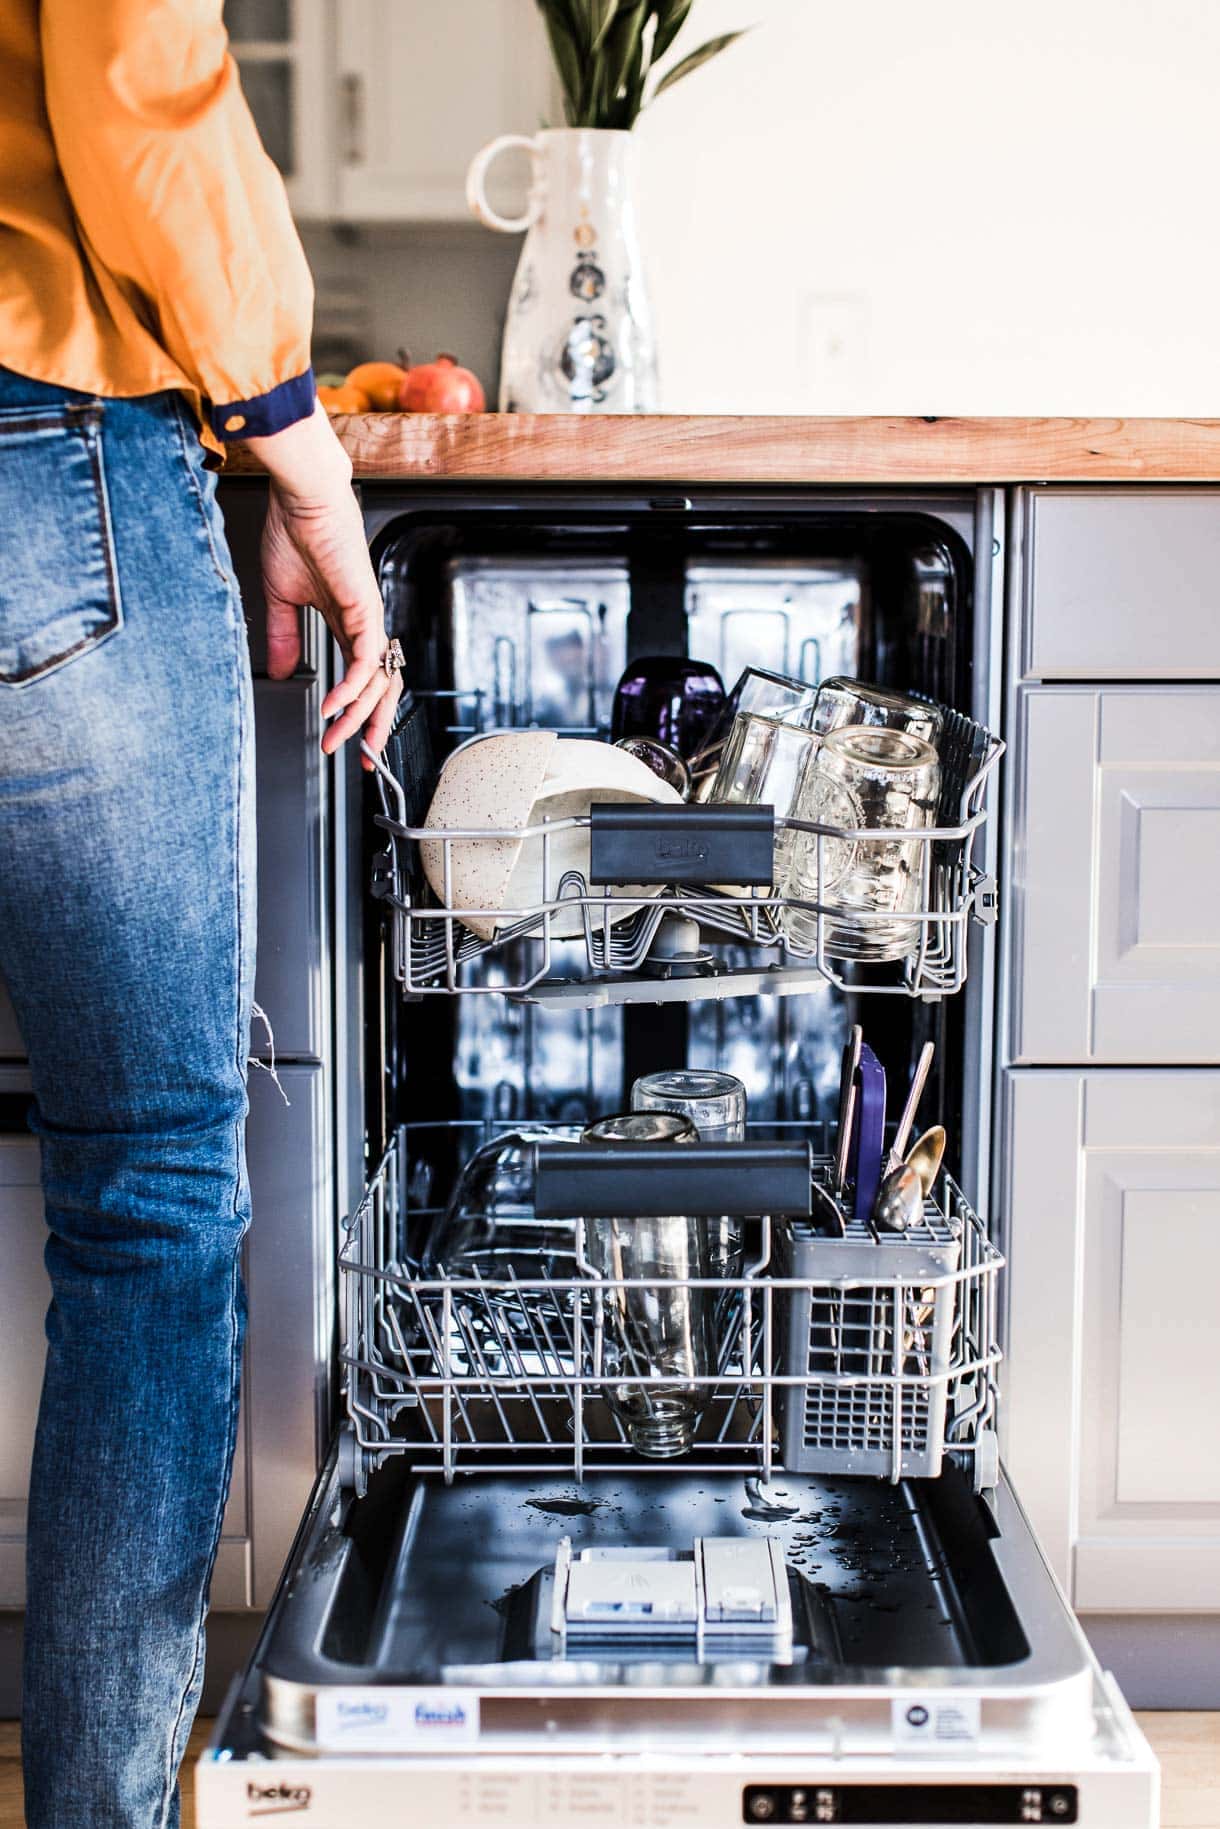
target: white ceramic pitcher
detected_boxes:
[466,128,658,414]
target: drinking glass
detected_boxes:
[708,708,821,888]
[630,1069,747,1280]
[782,726,941,963]
[611,657,726,760]
[811,677,943,750]
[690,667,819,801]
[579,1111,713,1458]
[613,734,691,797]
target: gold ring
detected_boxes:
[380,638,405,677]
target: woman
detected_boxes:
[0,3,397,1822]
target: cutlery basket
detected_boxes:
[776,1178,992,1482]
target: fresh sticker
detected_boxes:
[315,1687,480,1751]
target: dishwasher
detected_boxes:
[198,486,1158,1827]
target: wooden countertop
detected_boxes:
[228,413,1220,484]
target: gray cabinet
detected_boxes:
[0,1065,332,1612]
[1003,487,1220,1649]
[1003,1069,1220,1613]
[1019,488,1220,679]
[1009,685,1220,1063]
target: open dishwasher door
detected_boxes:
[198,483,1156,1827]
[197,1134,1156,1829]
[198,1457,1156,1826]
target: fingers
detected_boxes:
[321,659,399,756]
[263,590,302,680]
[360,673,404,770]
[320,620,383,721]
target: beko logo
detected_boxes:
[246,1779,312,1815]
[333,1699,390,1726]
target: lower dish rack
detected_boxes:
[338,1120,1003,1495]
[366,696,1003,1005]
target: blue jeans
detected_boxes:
[0,368,255,1828]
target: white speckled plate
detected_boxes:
[421,733,683,942]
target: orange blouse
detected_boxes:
[0,0,315,451]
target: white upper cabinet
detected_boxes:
[1020,488,1220,680]
[226,0,336,219]
[1009,685,1220,1063]
[334,0,556,222]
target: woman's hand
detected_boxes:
[245,403,401,763]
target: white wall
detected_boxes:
[634,0,1220,412]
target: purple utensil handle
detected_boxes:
[849,1043,887,1220]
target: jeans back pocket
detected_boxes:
[0,401,122,686]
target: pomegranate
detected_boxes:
[399,353,485,414]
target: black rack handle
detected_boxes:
[588,802,775,887]
[532,1141,812,1219]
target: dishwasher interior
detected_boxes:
[199,490,1157,1828]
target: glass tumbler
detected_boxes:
[579,1111,712,1459]
[690,666,819,801]
[811,676,944,750]
[782,726,941,963]
[708,708,822,890]
[630,1069,747,1281]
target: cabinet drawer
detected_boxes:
[1009,685,1220,1063]
[1003,1069,1220,1613]
[1021,488,1220,679]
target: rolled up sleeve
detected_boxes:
[40,0,315,441]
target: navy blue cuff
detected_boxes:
[209,366,316,441]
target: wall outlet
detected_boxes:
[798,292,869,411]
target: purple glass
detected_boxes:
[611,656,726,761]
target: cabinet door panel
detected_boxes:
[1010,686,1220,1063]
[1003,1069,1220,1613]
[336,0,554,220]
[1021,488,1220,679]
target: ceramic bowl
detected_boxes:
[420,730,558,942]
[421,732,682,942]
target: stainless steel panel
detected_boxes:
[244,1061,333,1607]
[0,1134,45,1605]
[218,480,317,679]
[0,983,22,1059]
[252,680,327,1062]
[1021,487,1220,680]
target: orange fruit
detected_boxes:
[318,382,371,414]
[344,361,408,411]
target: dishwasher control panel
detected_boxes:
[743,1783,1079,1824]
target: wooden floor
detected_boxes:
[0,1713,1212,1826]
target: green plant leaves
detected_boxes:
[652,27,750,97]
[535,0,746,129]
[651,0,694,62]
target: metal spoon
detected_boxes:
[872,1160,923,1234]
[887,1040,935,1170]
[905,1125,946,1198]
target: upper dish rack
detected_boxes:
[366,696,1003,1006]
